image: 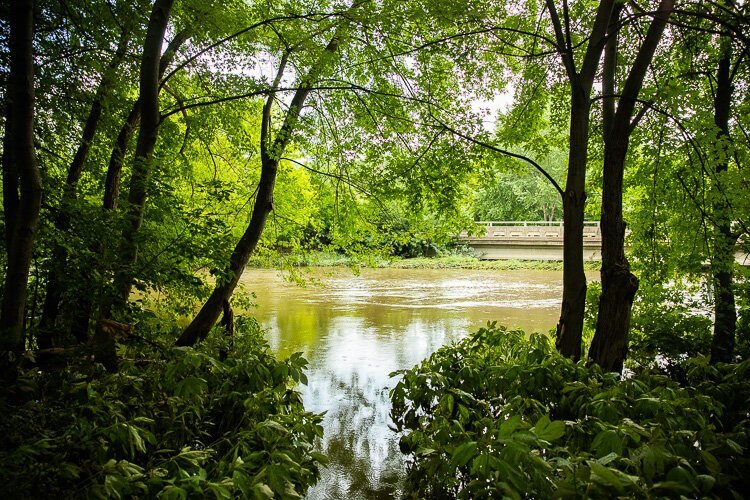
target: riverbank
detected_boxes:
[248,252,600,271]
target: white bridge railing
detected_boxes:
[464,221,601,240]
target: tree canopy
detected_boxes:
[1,0,749,497]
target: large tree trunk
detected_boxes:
[2,105,19,252]
[0,0,43,354]
[589,0,672,372]
[556,88,590,361]
[177,32,346,346]
[589,140,639,373]
[709,37,737,364]
[545,0,614,360]
[104,0,175,315]
[37,30,131,347]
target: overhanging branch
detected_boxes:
[433,117,564,199]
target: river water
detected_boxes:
[240,267,564,498]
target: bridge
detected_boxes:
[459,221,750,264]
[459,221,601,261]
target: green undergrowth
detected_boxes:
[387,256,582,271]
[248,251,598,271]
[0,319,324,499]
[390,324,750,499]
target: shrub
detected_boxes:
[390,323,750,499]
[0,322,324,499]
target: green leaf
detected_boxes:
[439,393,455,415]
[651,481,694,495]
[726,439,743,454]
[309,452,329,465]
[498,415,522,438]
[416,447,436,456]
[532,415,566,442]
[701,450,721,475]
[283,481,302,498]
[697,474,716,493]
[592,429,623,457]
[590,463,631,494]
[259,420,290,434]
[174,376,208,397]
[666,465,695,490]
[595,452,619,466]
[158,485,187,500]
[450,441,478,468]
[471,452,491,474]
[252,483,274,499]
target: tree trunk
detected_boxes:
[219,299,234,360]
[176,155,277,346]
[2,104,19,252]
[103,104,141,211]
[69,30,189,334]
[556,87,589,361]
[103,30,188,212]
[37,30,130,346]
[589,0,672,372]
[589,141,639,373]
[546,0,615,360]
[709,37,737,364]
[105,0,175,315]
[177,31,346,346]
[0,0,43,354]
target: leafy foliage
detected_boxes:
[472,147,565,223]
[390,323,750,498]
[0,322,324,499]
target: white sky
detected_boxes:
[471,88,515,131]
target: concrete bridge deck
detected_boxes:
[459,221,749,264]
[459,221,601,261]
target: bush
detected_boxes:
[0,322,324,499]
[390,323,750,499]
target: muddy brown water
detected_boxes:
[241,267,565,498]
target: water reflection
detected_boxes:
[241,267,563,498]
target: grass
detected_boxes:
[248,251,600,271]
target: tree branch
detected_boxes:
[432,117,564,199]
[160,12,338,88]
[261,52,289,162]
[545,0,577,80]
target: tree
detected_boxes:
[105,0,175,315]
[177,6,356,346]
[473,148,566,222]
[707,1,745,363]
[588,0,674,372]
[38,27,132,345]
[0,0,43,357]
[545,0,615,360]
[63,29,191,341]
[620,0,749,365]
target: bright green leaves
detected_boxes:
[390,323,750,498]
[531,414,566,442]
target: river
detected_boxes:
[240,267,564,498]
